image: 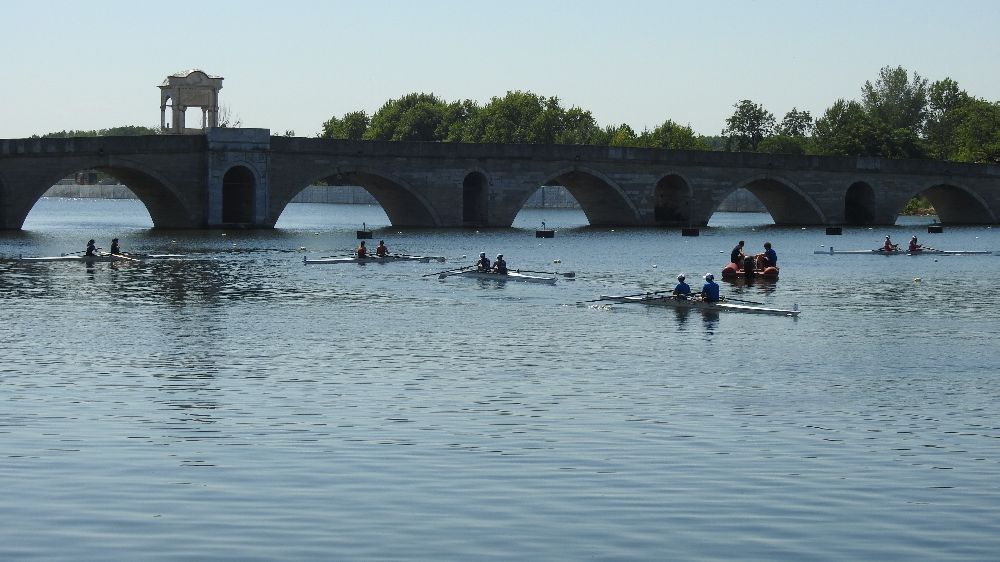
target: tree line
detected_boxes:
[320,65,999,164]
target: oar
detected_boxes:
[423,265,472,277]
[721,296,765,305]
[578,289,673,304]
[514,269,576,278]
[102,252,140,262]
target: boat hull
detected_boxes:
[304,254,444,264]
[814,247,993,255]
[721,262,779,280]
[445,270,557,284]
[600,295,800,317]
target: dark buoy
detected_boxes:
[535,221,554,238]
[357,222,373,239]
[928,224,944,234]
[825,227,843,235]
[681,228,700,237]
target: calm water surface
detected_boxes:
[2,198,999,560]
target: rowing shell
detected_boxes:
[814,246,993,255]
[599,295,801,317]
[304,254,445,264]
[442,270,557,284]
[17,253,183,262]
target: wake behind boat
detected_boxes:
[814,246,993,255]
[304,254,446,264]
[599,294,801,317]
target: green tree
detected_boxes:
[462,91,566,144]
[776,108,813,137]
[364,93,449,141]
[924,78,970,160]
[605,123,637,147]
[554,106,602,145]
[723,100,775,151]
[320,110,370,140]
[812,99,872,156]
[638,119,709,150]
[861,65,928,134]
[951,98,1000,164]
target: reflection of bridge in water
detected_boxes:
[2,128,998,229]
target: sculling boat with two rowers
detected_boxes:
[18,253,184,262]
[440,269,557,284]
[598,294,801,317]
[814,246,993,256]
[303,254,446,265]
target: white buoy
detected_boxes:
[652,264,657,268]
[913,277,922,282]
[553,259,561,263]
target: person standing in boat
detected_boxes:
[375,240,388,257]
[672,274,691,299]
[475,252,491,272]
[493,254,508,274]
[355,240,367,258]
[700,273,720,302]
[85,239,98,256]
[109,238,121,256]
[908,236,922,252]
[882,235,898,252]
[730,240,745,266]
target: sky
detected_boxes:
[3,0,999,139]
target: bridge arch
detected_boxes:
[462,170,490,226]
[11,158,195,229]
[727,175,826,225]
[653,173,693,225]
[222,165,257,224]
[280,166,441,227]
[845,181,876,225]
[529,165,640,226]
[903,181,996,224]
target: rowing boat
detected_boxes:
[17,253,184,262]
[442,270,557,284]
[599,294,801,317]
[814,246,993,255]
[304,254,445,264]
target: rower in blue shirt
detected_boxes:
[701,273,720,302]
[672,273,691,299]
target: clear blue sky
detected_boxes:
[4,0,999,139]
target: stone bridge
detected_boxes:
[1,128,998,229]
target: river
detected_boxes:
[2,198,999,560]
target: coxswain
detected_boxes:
[356,240,367,258]
[672,274,691,299]
[730,240,745,266]
[882,235,898,252]
[109,238,121,256]
[85,239,97,256]
[493,254,508,274]
[700,273,720,303]
[475,252,491,272]
[375,240,388,257]
[908,236,922,253]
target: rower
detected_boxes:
[908,236,922,252]
[86,239,97,256]
[475,252,491,272]
[109,238,121,256]
[882,235,898,252]
[493,254,508,274]
[356,240,367,258]
[672,274,691,299]
[700,273,720,303]
[375,240,388,257]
